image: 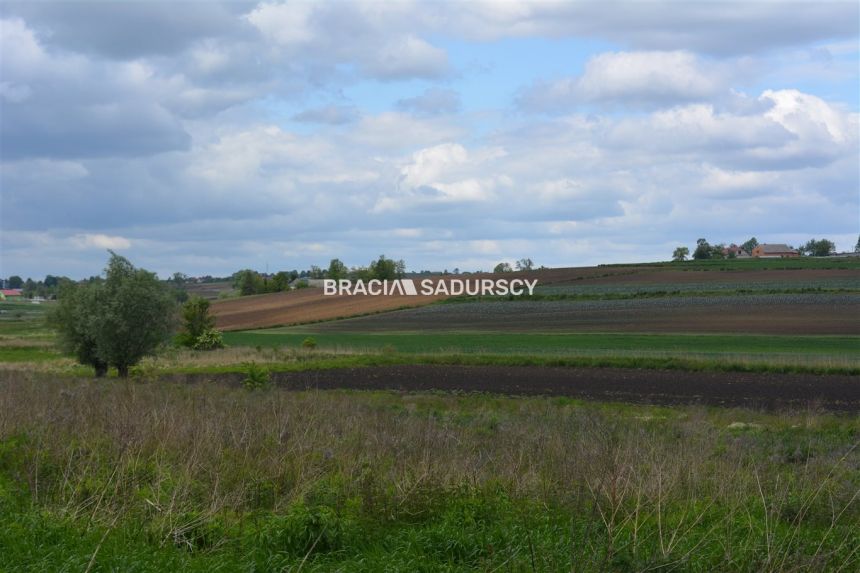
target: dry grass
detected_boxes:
[0,372,858,570]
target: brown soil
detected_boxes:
[310,297,860,335]
[178,365,860,411]
[211,266,859,331]
[211,288,447,331]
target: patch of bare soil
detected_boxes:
[177,365,860,411]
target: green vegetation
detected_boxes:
[214,327,860,375]
[453,286,860,302]
[225,330,860,362]
[608,256,860,271]
[51,253,177,377]
[176,296,224,350]
[1,374,857,571]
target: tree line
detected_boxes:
[232,255,406,296]
[672,235,853,261]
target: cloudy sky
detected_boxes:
[1,1,858,279]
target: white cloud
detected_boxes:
[520,51,732,111]
[73,234,132,250]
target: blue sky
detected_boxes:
[1,1,858,279]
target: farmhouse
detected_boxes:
[722,244,750,258]
[751,244,799,258]
[0,289,23,300]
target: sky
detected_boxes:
[1,0,858,279]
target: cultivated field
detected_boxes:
[210,260,860,331]
[300,294,860,335]
[210,286,448,331]
[2,259,859,571]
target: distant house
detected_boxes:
[722,244,749,258]
[0,289,23,300]
[751,244,799,258]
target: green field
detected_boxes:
[225,329,860,356]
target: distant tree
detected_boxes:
[710,243,726,259]
[515,258,534,271]
[7,275,23,289]
[177,296,215,346]
[692,238,711,260]
[271,271,291,291]
[44,275,59,288]
[233,269,262,295]
[52,253,177,377]
[170,272,188,287]
[855,235,860,253]
[672,247,689,262]
[177,296,223,350]
[801,238,836,257]
[327,259,348,281]
[370,255,399,280]
[741,237,759,255]
[494,262,513,273]
[452,267,460,275]
[309,265,325,279]
[395,259,406,278]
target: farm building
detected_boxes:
[751,244,799,258]
[0,289,23,300]
[722,244,750,258]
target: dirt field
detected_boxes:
[178,365,860,411]
[211,265,860,331]
[309,294,860,335]
[211,288,448,331]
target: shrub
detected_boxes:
[242,362,270,390]
[192,328,225,351]
[302,337,318,349]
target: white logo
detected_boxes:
[323,278,538,296]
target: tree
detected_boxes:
[709,243,726,260]
[672,247,689,262]
[51,280,108,377]
[233,269,262,295]
[177,295,223,350]
[801,238,836,257]
[692,238,711,260]
[494,262,513,273]
[93,253,177,376]
[515,258,534,271]
[855,235,860,253]
[178,296,215,346]
[52,253,176,377]
[370,255,399,280]
[7,275,22,289]
[271,271,291,291]
[741,237,758,255]
[327,259,347,281]
[170,272,188,287]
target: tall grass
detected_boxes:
[0,372,857,571]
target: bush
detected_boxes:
[302,337,318,349]
[242,362,270,390]
[192,328,225,351]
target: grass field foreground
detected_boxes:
[0,373,858,571]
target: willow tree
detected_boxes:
[52,252,176,377]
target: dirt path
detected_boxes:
[181,365,860,411]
